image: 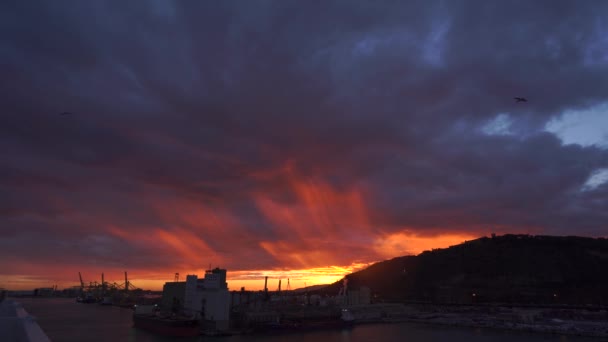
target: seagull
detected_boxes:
[514,97,527,103]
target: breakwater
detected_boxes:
[0,299,51,341]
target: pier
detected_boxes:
[0,298,51,342]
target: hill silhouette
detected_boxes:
[322,234,608,305]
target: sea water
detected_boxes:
[17,298,597,342]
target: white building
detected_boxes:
[183,268,230,331]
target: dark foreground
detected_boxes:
[16,298,604,342]
[346,303,608,338]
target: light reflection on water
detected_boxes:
[17,298,597,342]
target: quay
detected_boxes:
[0,294,51,342]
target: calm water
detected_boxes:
[17,298,597,342]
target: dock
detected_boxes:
[0,298,51,342]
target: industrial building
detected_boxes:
[159,269,373,333]
[161,268,231,332]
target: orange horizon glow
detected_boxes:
[1,162,491,292]
[0,232,478,291]
[0,264,369,292]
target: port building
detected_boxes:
[182,268,231,331]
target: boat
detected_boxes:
[254,308,355,333]
[76,294,97,304]
[132,305,199,337]
[99,297,112,305]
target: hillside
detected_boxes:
[321,234,608,305]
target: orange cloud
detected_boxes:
[254,163,372,233]
[1,162,488,292]
[373,231,477,258]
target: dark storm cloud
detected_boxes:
[371,132,608,234]
[1,0,608,283]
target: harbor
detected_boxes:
[2,268,362,339]
[131,268,362,336]
[3,267,608,340]
[10,297,600,342]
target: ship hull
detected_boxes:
[254,319,354,334]
[133,314,199,337]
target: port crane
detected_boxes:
[78,272,85,293]
[77,271,140,296]
[76,271,144,307]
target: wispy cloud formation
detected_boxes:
[1,0,608,290]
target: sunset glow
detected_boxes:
[1,166,475,290]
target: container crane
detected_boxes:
[101,273,106,296]
[120,271,139,291]
[78,272,85,292]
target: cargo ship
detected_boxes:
[254,308,355,333]
[132,305,199,337]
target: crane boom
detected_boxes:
[101,273,106,295]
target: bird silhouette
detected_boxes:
[514,97,527,103]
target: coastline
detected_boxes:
[347,303,608,338]
[0,299,51,342]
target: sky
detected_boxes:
[1,0,608,291]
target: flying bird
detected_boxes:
[514,97,527,103]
